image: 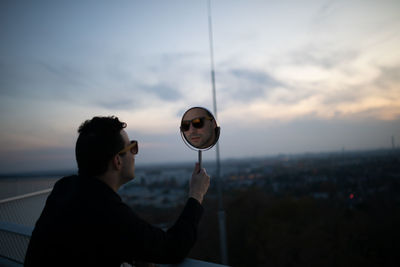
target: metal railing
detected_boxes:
[0,190,229,267]
[0,222,32,266]
[0,189,50,265]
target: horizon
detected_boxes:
[0,146,397,177]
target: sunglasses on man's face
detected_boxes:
[180,117,213,132]
[118,140,138,155]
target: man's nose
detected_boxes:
[189,124,198,132]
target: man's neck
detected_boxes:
[96,173,120,192]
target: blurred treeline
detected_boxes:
[191,189,400,267]
[137,150,400,267]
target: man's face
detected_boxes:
[181,108,216,149]
[119,130,136,183]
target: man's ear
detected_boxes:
[112,154,123,171]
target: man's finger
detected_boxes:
[193,162,200,174]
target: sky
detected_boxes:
[0,0,399,173]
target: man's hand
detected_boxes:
[189,163,210,204]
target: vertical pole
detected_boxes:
[392,135,395,150]
[207,0,228,265]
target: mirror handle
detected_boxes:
[198,150,202,172]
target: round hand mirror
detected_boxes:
[180,107,220,168]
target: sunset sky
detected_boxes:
[1,0,399,173]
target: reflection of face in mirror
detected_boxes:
[181,107,218,149]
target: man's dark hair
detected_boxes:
[75,116,127,177]
[204,108,220,144]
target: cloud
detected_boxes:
[219,114,400,161]
[289,45,359,70]
[0,58,91,101]
[96,98,137,110]
[0,146,76,173]
[0,54,185,111]
[217,68,281,103]
[0,60,20,97]
[216,38,400,123]
[142,83,182,102]
[375,65,400,88]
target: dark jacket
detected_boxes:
[24,175,203,266]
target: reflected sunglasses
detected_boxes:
[180,117,213,132]
[118,140,139,155]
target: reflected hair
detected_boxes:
[203,108,220,142]
[75,116,127,177]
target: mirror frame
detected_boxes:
[180,106,220,151]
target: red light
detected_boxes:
[349,193,354,199]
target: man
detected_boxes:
[181,107,218,149]
[24,116,210,266]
